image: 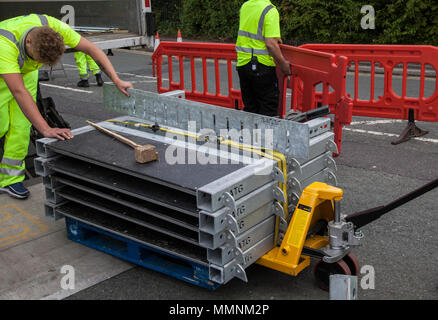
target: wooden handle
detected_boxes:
[86,120,139,149]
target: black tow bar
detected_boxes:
[345,177,438,229]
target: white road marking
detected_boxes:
[343,127,438,143]
[40,83,93,94]
[129,80,159,83]
[350,119,404,126]
[62,63,81,68]
[116,72,158,79]
[63,63,165,81]
[114,48,153,56]
[346,71,437,81]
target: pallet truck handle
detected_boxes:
[345,177,438,229]
[287,105,330,123]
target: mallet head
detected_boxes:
[134,144,159,163]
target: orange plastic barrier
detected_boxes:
[152,42,353,155]
[152,42,243,109]
[300,44,438,122]
[277,44,353,155]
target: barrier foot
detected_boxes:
[391,109,428,145]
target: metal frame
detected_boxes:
[55,187,199,245]
[209,234,274,284]
[200,215,275,250]
[197,158,277,212]
[46,157,199,217]
[33,83,342,286]
[103,84,312,159]
[36,125,94,158]
[288,151,337,181]
[58,206,209,266]
[206,216,276,265]
[52,175,199,231]
[199,182,278,235]
[288,168,338,200]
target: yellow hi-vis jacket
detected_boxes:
[0,14,80,187]
[0,14,81,76]
[236,0,281,67]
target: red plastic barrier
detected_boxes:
[277,44,353,155]
[152,42,243,109]
[300,44,438,122]
[151,42,353,155]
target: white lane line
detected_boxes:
[117,72,169,82]
[40,83,93,94]
[114,48,153,56]
[117,72,158,79]
[129,80,159,83]
[346,71,437,81]
[63,63,79,68]
[63,63,165,81]
[343,127,438,143]
[350,119,404,126]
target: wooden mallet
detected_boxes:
[86,120,158,163]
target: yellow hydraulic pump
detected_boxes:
[257,182,360,289]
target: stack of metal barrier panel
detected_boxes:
[34,84,338,286]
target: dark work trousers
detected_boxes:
[237,61,279,117]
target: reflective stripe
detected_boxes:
[17,55,24,68]
[257,5,273,38]
[238,5,273,42]
[0,29,24,68]
[38,14,48,26]
[0,29,18,46]
[237,30,264,41]
[235,46,269,55]
[0,167,25,176]
[0,15,48,69]
[1,158,24,167]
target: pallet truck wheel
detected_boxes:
[313,259,352,291]
[343,252,360,276]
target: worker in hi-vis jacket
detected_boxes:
[0,14,133,199]
[74,51,103,87]
[236,0,291,116]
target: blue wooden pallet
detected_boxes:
[65,217,221,290]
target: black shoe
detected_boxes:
[77,79,89,87]
[95,73,104,87]
[0,182,30,199]
[38,70,50,82]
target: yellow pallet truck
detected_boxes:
[258,178,438,290]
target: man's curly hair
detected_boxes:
[32,26,65,66]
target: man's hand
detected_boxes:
[278,59,292,76]
[265,38,291,76]
[115,79,134,97]
[75,38,134,96]
[2,73,75,141]
[42,127,74,141]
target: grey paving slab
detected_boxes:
[0,184,133,300]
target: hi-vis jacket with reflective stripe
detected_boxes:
[0,14,81,76]
[236,0,281,67]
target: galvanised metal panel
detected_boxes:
[103,84,311,159]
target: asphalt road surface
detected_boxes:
[35,49,438,300]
